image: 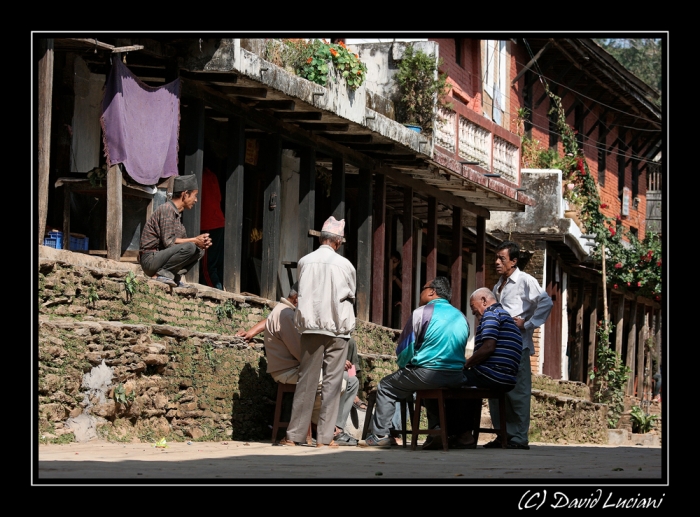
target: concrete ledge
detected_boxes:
[608,429,661,447]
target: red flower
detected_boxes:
[330,48,338,57]
[609,227,616,236]
[339,41,346,48]
[593,366,598,373]
[307,57,313,64]
[637,281,642,287]
[614,262,622,269]
[627,282,631,286]
[613,284,619,289]
[655,295,661,301]
[657,260,662,267]
[600,203,608,209]
[616,214,622,221]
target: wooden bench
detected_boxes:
[270,382,312,445]
[410,387,508,451]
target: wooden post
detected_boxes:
[356,167,373,321]
[475,215,486,288]
[426,197,437,283]
[371,173,386,325]
[573,277,585,382]
[586,282,598,387]
[625,297,638,396]
[261,134,281,301]
[450,207,463,309]
[637,306,647,399]
[401,187,413,327]
[62,187,71,250]
[223,116,246,293]
[385,213,395,327]
[331,156,346,256]
[615,293,625,357]
[37,38,54,245]
[298,146,316,260]
[601,243,609,324]
[181,98,205,283]
[106,164,123,261]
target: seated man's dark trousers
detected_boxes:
[140,243,205,281]
[445,368,514,437]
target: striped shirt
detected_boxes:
[472,302,523,386]
[139,200,187,253]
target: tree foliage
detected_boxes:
[594,39,662,105]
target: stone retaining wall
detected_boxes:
[36,246,610,445]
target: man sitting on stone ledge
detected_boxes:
[139,174,212,288]
[236,283,359,445]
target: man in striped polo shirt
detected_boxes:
[444,287,523,448]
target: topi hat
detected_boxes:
[321,216,345,237]
[173,174,198,193]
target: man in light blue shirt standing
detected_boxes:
[484,241,553,450]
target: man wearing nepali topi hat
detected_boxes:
[278,216,357,447]
[139,174,212,288]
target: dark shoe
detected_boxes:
[333,432,358,446]
[156,276,177,287]
[507,442,530,450]
[482,439,503,449]
[421,435,444,450]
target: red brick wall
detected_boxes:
[509,42,647,240]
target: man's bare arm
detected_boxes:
[235,318,266,341]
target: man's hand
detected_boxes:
[344,360,353,371]
[235,329,251,341]
[194,233,212,250]
[512,316,525,330]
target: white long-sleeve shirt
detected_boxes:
[494,268,553,355]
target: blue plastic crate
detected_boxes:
[70,235,89,251]
[44,231,63,249]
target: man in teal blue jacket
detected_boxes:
[362,276,469,448]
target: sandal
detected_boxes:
[277,437,297,446]
[353,399,368,411]
[316,440,339,448]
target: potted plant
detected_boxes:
[395,44,451,135]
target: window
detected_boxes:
[455,38,463,67]
[574,103,584,152]
[523,71,533,138]
[549,92,559,149]
[597,125,608,186]
[617,132,627,194]
[631,146,639,199]
[482,40,508,126]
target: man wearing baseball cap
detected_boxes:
[279,216,357,447]
[139,174,212,287]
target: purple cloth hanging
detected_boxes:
[100,58,180,185]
